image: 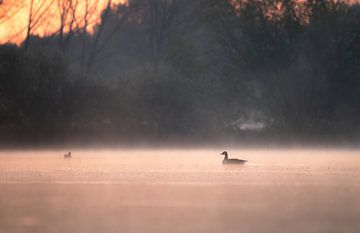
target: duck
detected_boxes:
[221,151,247,164]
[64,152,72,159]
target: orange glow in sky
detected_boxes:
[1,0,359,45]
[0,0,127,45]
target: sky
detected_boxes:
[0,0,127,45]
[1,0,359,45]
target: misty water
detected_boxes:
[1,149,360,233]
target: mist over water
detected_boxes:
[1,149,360,185]
[1,149,360,233]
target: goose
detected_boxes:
[221,151,247,164]
[64,152,72,159]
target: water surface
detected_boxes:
[0,149,359,233]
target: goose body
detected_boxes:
[221,151,247,164]
[64,152,72,159]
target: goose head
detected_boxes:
[220,151,228,159]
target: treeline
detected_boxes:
[1,0,360,146]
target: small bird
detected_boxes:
[221,151,247,164]
[64,152,72,159]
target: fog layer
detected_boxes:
[1,149,360,233]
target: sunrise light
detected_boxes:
[0,0,127,45]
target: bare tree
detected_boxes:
[57,0,73,49]
[54,0,92,51]
[84,0,112,75]
[84,0,139,75]
[81,0,197,74]
[139,0,196,69]
[79,0,99,75]
[24,0,56,49]
[147,0,181,65]
[55,0,129,75]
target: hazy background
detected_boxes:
[1,0,360,147]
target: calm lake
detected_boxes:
[0,149,360,233]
